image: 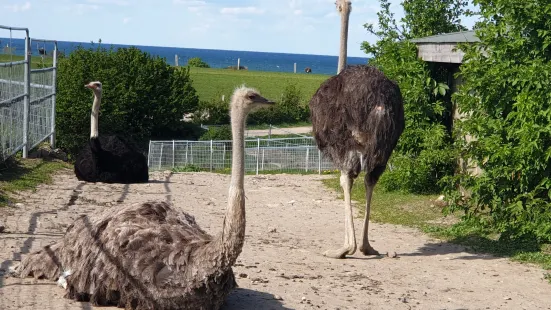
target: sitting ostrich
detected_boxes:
[12,85,275,309]
[74,81,149,183]
[309,0,405,259]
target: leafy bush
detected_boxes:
[199,125,232,141]
[56,46,200,158]
[361,0,465,193]
[442,0,551,242]
[194,84,310,126]
[187,57,210,68]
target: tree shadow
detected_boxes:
[222,288,292,310]
[400,233,545,262]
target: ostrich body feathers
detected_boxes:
[309,65,405,174]
[74,135,149,184]
[15,201,237,310]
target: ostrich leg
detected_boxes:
[359,167,384,255]
[323,170,357,259]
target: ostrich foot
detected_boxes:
[323,246,356,259]
[359,243,380,256]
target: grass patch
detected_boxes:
[322,172,551,275]
[188,67,329,103]
[0,158,70,207]
[0,53,54,69]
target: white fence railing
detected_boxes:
[0,25,57,161]
[148,137,336,174]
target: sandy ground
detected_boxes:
[0,170,550,310]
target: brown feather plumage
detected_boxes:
[16,201,236,309]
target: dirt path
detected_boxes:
[246,126,312,137]
[0,171,549,310]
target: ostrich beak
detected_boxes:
[255,95,275,105]
[85,84,94,90]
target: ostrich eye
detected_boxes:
[248,94,256,100]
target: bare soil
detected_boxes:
[0,170,549,310]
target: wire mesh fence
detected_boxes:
[0,25,57,162]
[148,137,337,174]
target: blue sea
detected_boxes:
[0,37,368,75]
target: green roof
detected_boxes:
[411,31,479,43]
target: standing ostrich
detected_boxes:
[12,86,275,309]
[74,81,149,184]
[309,0,405,259]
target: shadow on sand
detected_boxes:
[223,288,292,310]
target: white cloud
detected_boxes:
[220,7,265,15]
[87,0,129,6]
[293,9,302,15]
[4,1,31,13]
[123,17,131,24]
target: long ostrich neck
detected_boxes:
[337,1,351,74]
[212,101,247,268]
[90,91,101,138]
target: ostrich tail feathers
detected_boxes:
[16,243,63,281]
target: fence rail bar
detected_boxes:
[0,94,26,107]
[0,79,54,89]
[0,60,26,67]
[30,38,58,43]
[31,67,56,73]
[30,93,55,105]
[0,25,28,31]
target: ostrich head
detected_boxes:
[335,0,352,13]
[85,81,103,95]
[230,85,275,113]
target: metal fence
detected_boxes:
[148,137,336,174]
[0,25,57,161]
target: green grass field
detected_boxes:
[0,53,54,69]
[188,67,330,103]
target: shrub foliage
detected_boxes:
[56,46,199,157]
[442,0,551,242]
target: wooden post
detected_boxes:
[318,149,322,174]
[237,58,240,70]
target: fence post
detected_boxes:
[190,143,193,164]
[158,144,163,170]
[210,140,214,172]
[22,30,30,158]
[175,54,179,66]
[294,62,297,73]
[318,149,321,175]
[147,140,151,168]
[172,140,175,168]
[222,143,226,167]
[185,141,189,165]
[256,138,260,175]
[268,124,272,140]
[261,149,265,171]
[305,148,309,172]
[50,41,57,148]
[237,58,240,70]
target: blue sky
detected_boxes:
[1,0,477,57]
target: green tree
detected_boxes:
[56,46,200,157]
[187,57,210,68]
[361,0,467,193]
[443,0,551,242]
